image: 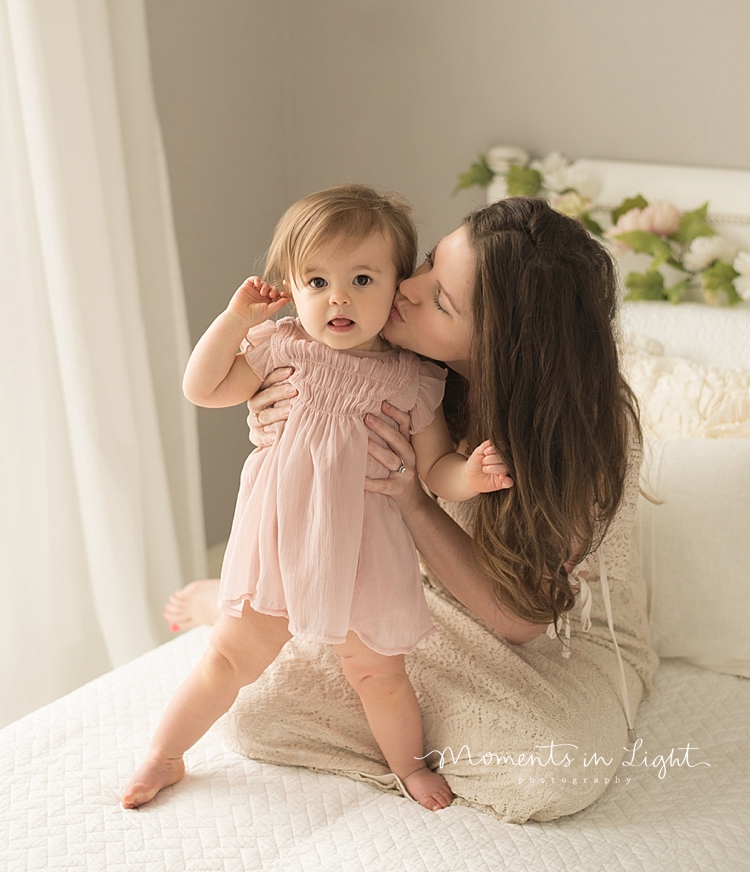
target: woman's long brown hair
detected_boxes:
[446,198,640,628]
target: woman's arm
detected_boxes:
[365,403,547,645]
[400,493,545,644]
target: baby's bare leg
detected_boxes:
[332,633,453,812]
[123,606,290,808]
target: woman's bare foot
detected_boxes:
[122,753,185,809]
[163,580,221,631]
[402,767,454,811]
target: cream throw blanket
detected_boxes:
[222,440,658,823]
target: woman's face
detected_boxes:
[382,225,475,376]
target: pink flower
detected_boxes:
[607,208,650,235]
[605,208,651,251]
[641,201,680,237]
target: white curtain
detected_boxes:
[0,0,206,727]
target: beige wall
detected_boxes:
[146,0,750,548]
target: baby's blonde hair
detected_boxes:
[264,184,417,290]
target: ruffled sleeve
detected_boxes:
[240,319,278,381]
[408,361,448,435]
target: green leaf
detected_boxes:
[666,279,688,304]
[506,165,543,197]
[702,260,742,305]
[453,154,494,195]
[615,231,674,269]
[624,270,666,301]
[581,212,604,237]
[671,202,715,245]
[611,195,649,225]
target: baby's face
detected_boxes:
[287,232,398,352]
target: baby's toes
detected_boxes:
[434,786,454,809]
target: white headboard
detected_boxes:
[573,158,750,255]
[546,158,750,368]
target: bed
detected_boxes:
[3,159,750,871]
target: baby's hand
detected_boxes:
[465,440,514,493]
[227,276,289,327]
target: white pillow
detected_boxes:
[635,438,750,677]
[625,342,750,677]
[623,341,750,441]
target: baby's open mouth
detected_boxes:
[328,318,354,327]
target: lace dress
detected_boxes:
[222,427,659,823]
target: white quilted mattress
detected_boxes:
[2,627,749,872]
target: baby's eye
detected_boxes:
[309,277,327,289]
[353,275,372,286]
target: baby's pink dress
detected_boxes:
[218,317,447,655]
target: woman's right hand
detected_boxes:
[363,401,428,517]
[246,367,297,447]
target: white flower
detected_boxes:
[733,251,750,301]
[552,191,590,218]
[683,235,737,272]
[529,154,602,201]
[564,165,602,202]
[530,151,569,176]
[486,146,530,174]
[486,176,508,204]
[530,151,571,193]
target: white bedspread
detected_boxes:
[2,627,749,872]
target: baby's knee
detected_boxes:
[202,639,259,688]
[201,644,239,684]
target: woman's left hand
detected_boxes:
[364,401,427,515]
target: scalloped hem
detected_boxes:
[219,594,435,656]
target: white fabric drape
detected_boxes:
[0,0,206,727]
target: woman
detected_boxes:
[166,197,657,823]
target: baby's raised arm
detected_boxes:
[183,277,289,408]
[411,408,512,501]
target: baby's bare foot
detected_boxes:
[122,753,185,809]
[402,767,454,811]
[163,580,221,631]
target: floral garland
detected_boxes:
[456,147,750,306]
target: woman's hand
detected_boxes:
[363,401,427,516]
[246,367,298,448]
